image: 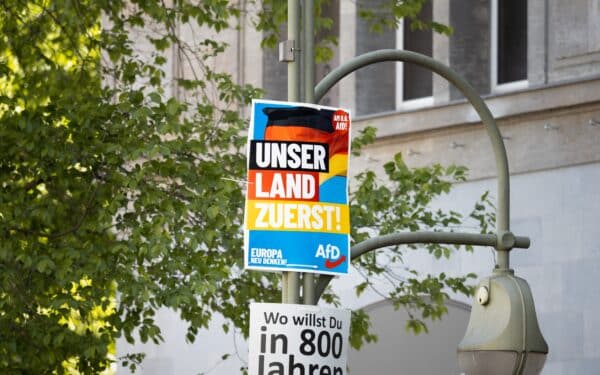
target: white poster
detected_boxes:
[248,303,351,375]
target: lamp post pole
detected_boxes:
[302,0,316,306]
[281,0,301,305]
[281,0,317,305]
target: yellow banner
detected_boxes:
[246,200,350,234]
[319,153,348,185]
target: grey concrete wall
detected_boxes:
[348,300,470,375]
[343,78,600,374]
[338,0,357,111]
[547,0,600,83]
[432,0,451,103]
[458,163,600,374]
[527,0,549,86]
[262,28,288,101]
[351,78,600,181]
[331,162,600,375]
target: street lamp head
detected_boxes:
[457,269,548,375]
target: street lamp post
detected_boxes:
[458,270,548,374]
[278,4,548,374]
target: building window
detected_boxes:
[356,0,396,116]
[491,0,528,91]
[396,1,433,108]
[449,0,491,100]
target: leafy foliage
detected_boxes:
[0,0,490,373]
[0,1,275,373]
[344,128,493,347]
[256,0,451,63]
[357,0,453,35]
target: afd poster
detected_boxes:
[244,99,351,275]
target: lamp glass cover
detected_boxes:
[457,351,518,375]
[521,352,547,375]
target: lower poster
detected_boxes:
[248,303,351,375]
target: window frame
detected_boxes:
[490,0,529,93]
[395,18,434,110]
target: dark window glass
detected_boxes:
[498,0,527,84]
[403,1,433,100]
[356,0,396,115]
[449,0,491,99]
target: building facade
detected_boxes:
[118,1,600,373]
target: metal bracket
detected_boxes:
[450,141,465,149]
[279,40,296,62]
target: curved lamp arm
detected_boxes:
[315,49,510,250]
[314,231,530,302]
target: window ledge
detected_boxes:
[354,75,600,138]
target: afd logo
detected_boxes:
[315,244,347,269]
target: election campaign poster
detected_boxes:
[244,99,351,275]
[248,303,351,375]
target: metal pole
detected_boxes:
[288,0,301,102]
[314,231,530,301]
[304,0,315,104]
[281,272,288,303]
[286,271,300,304]
[302,0,316,305]
[283,0,301,304]
[314,49,512,270]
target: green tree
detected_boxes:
[0,0,490,373]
